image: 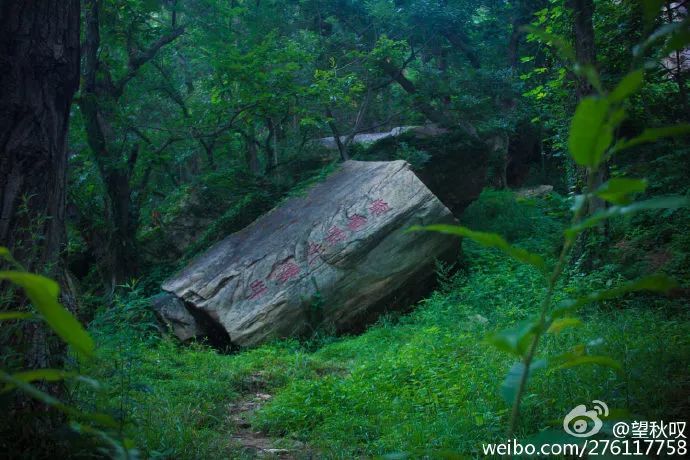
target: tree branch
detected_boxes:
[114,26,185,96]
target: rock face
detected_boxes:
[158,160,458,346]
[316,125,449,150]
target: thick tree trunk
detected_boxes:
[569,0,606,200]
[105,169,140,285]
[0,0,80,451]
[569,0,607,268]
[570,0,597,99]
[0,0,80,274]
[245,136,261,174]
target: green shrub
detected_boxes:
[460,188,566,245]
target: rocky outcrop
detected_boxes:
[316,125,449,150]
[151,293,203,342]
[352,127,490,214]
[157,160,459,346]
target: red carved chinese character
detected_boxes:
[307,242,324,265]
[369,199,390,217]
[325,226,347,245]
[275,262,301,283]
[347,214,368,231]
[247,280,268,300]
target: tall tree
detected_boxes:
[79,0,184,286]
[570,0,597,98]
[0,0,81,361]
[0,1,81,452]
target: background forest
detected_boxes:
[1,0,689,458]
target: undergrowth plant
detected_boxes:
[413,20,690,439]
[0,248,137,458]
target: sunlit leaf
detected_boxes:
[608,70,644,103]
[547,317,582,334]
[551,355,623,373]
[568,97,613,167]
[0,311,34,321]
[486,320,540,358]
[595,178,648,205]
[0,271,94,357]
[0,246,22,269]
[409,225,547,272]
[521,26,575,61]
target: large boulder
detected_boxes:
[158,160,458,346]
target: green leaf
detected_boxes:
[641,0,665,28]
[614,124,690,152]
[408,225,547,272]
[663,23,690,55]
[595,178,648,205]
[554,274,678,316]
[2,369,74,393]
[0,271,94,357]
[634,20,688,57]
[0,311,34,321]
[521,26,575,61]
[551,355,623,373]
[568,97,613,167]
[609,70,644,103]
[0,371,117,428]
[547,317,582,334]
[486,320,540,358]
[500,360,546,405]
[566,196,689,237]
[0,246,22,269]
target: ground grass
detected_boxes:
[72,190,690,458]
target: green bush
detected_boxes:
[460,188,566,245]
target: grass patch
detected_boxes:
[73,191,690,458]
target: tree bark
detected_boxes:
[0,0,80,274]
[0,0,80,450]
[570,0,597,98]
[569,0,607,266]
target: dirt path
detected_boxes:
[228,389,313,459]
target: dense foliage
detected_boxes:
[1,0,689,458]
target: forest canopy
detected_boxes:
[1,0,689,458]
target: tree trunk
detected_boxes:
[569,0,606,199]
[325,107,350,161]
[0,0,80,451]
[0,0,80,274]
[569,0,607,268]
[570,0,597,99]
[105,168,139,285]
[79,0,183,287]
[245,135,261,174]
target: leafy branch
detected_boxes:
[412,23,689,437]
